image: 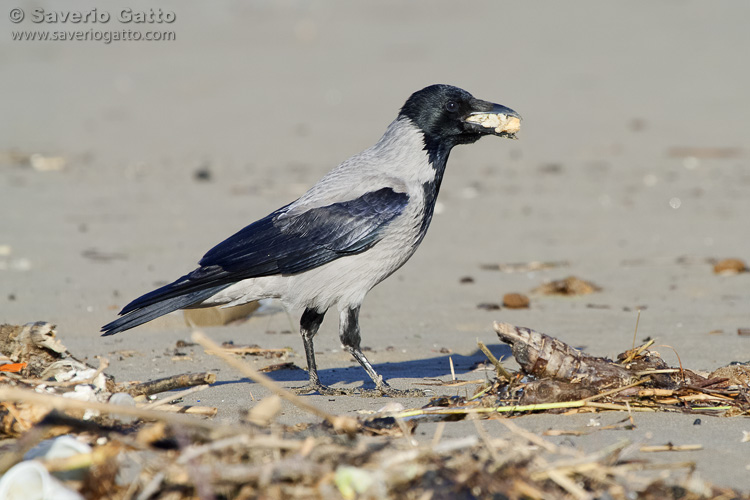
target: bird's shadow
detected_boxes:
[212,343,513,392]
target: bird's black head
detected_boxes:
[399,84,521,152]
[398,85,521,240]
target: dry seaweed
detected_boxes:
[1,321,748,499]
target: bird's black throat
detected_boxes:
[417,135,456,240]
[416,123,484,240]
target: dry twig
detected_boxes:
[192,331,360,434]
[121,372,216,397]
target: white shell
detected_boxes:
[0,461,84,500]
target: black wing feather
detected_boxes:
[101,187,409,335]
[101,285,229,336]
[200,189,408,273]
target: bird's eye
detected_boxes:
[445,100,458,113]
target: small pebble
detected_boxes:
[713,258,747,275]
[693,419,701,425]
[503,293,530,309]
[193,165,213,182]
[538,163,563,174]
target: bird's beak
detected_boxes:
[463,103,522,139]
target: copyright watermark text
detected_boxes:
[8,8,177,44]
[9,8,175,24]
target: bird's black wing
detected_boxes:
[202,187,409,274]
[102,187,409,335]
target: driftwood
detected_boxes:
[119,372,217,397]
[494,322,634,387]
[491,321,750,413]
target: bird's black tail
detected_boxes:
[101,285,230,336]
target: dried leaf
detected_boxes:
[532,276,601,296]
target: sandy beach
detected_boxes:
[2,1,749,492]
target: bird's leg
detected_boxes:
[339,306,423,397]
[293,307,346,396]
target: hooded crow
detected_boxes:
[102,84,521,396]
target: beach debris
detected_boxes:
[532,276,601,296]
[587,303,611,309]
[476,341,512,381]
[0,460,83,500]
[667,147,742,159]
[1,320,749,499]
[416,377,486,388]
[259,362,302,373]
[480,260,569,273]
[476,302,501,311]
[640,443,703,453]
[30,154,66,172]
[538,162,564,174]
[390,323,748,425]
[713,258,748,275]
[0,362,26,373]
[80,248,127,262]
[0,246,34,273]
[629,117,648,132]
[219,342,291,358]
[193,164,213,182]
[502,292,530,309]
[492,322,749,414]
[709,363,750,386]
[0,323,219,438]
[494,322,633,387]
[0,322,98,379]
[521,379,598,404]
[0,150,32,167]
[117,372,217,398]
[24,435,93,480]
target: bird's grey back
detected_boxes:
[280,117,432,220]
